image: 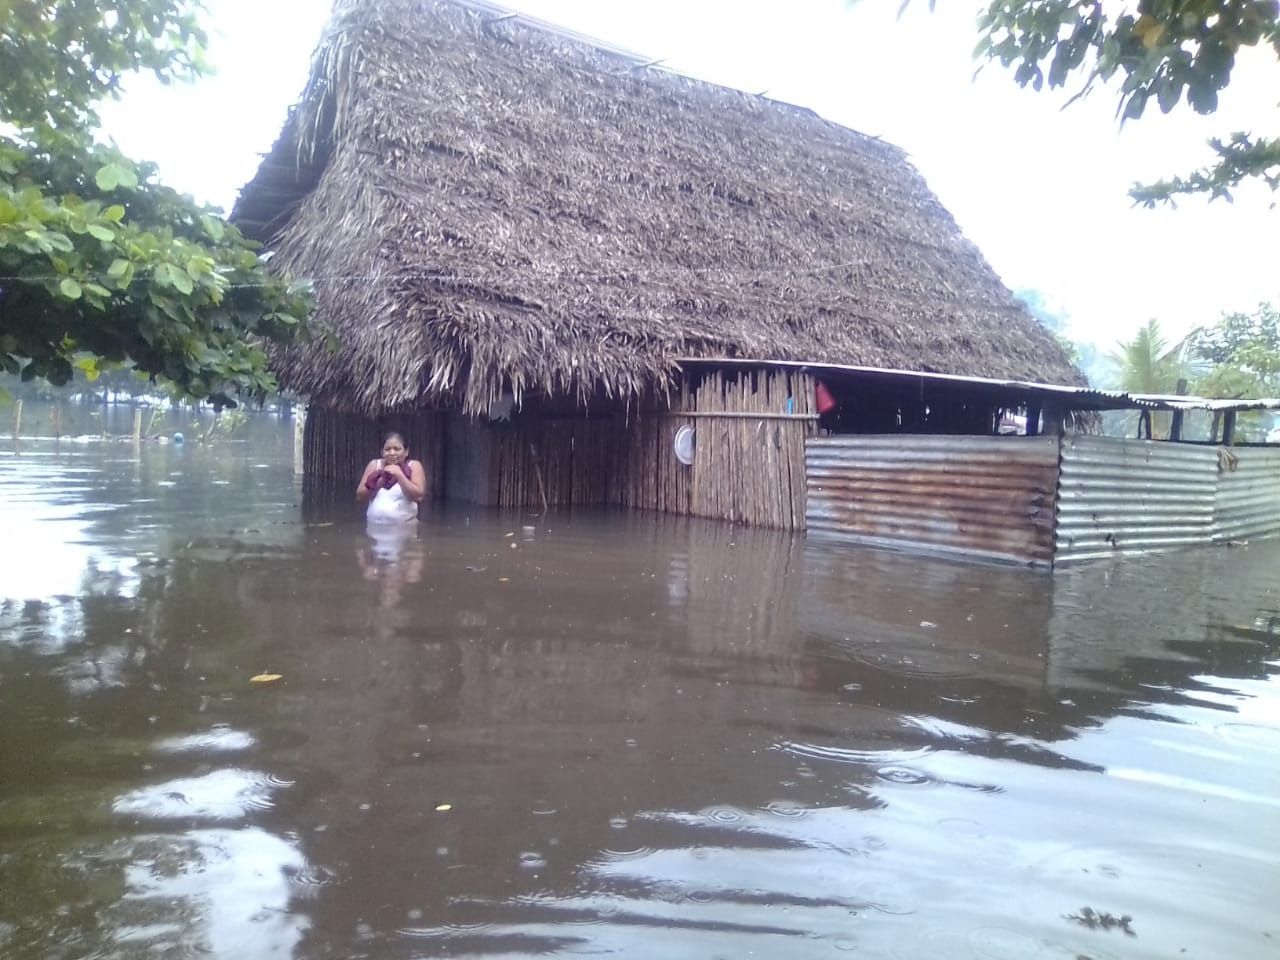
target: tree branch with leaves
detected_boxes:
[975,0,1280,204]
[0,0,313,406]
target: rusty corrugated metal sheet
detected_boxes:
[1214,446,1280,543]
[805,435,1059,566]
[1055,435,1218,565]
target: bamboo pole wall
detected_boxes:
[685,369,815,529]
[304,407,445,501]
[612,368,816,529]
[487,416,620,508]
[303,366,815,529]
[612,408,694,516]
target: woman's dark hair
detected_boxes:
[382,431,407,449]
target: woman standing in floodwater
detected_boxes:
[357,432,425,522]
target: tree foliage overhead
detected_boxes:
[0,0,207,129]
[976,0,1280,203]
[0,1,312,405]
[1193,301,1280,397]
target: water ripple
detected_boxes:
[1215,721,1280,750]
[874,765,937,787]
[111,768,289,821]
[700,805,746,824]
[763,799,809,819]
[777,739,933,766]
[153,725,255,754]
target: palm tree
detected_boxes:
[1110,318,1184,394]
[1109,319,1186,438]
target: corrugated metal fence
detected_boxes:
[805,435,1060,566]
[1056,436,1280,564]
[1055,435,1219,564]
[1214,445,1280,543]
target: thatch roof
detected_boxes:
[234,0,1084,416]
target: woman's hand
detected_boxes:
[398,460,427,502]
[356,459,381,502]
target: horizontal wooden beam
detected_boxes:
[659,411,818,420]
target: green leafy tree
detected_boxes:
[0,1,311,406]
[976,0,1280,204]
[1193,301,1280,397]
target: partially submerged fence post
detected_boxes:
[131,408,143,446]
[12,399,22,442]
[1169,379,1188,441]
[294,407,307,476]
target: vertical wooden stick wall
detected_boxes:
[613,368,816,529]
[304,408,444,501]
[685,369,815,529]
[301,367,815,529]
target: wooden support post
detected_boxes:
[294,407,307,476]
[1026,401,1042,437]
[1169,378,1188,441]
[52,404,62,439]
[1044,404,1065,438]
[1222,410,1237,447]
[132,408,143,445]
[13,399,22,441]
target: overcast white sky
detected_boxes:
[101,0,1278,349]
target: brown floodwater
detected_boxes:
[1,408,1278,959]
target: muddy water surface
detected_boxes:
[1,412,1278,959]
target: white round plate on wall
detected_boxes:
[673,425,695,466]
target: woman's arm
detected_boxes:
[386,460,426,502]
[356,459,380,502]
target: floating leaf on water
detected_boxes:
[250,673,283,684]
[498,577,510,582]
[435,803,452,812]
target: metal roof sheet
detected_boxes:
[678,357,1280,414]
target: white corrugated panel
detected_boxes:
[1213,446,1280,543]
[1055,435,1218,564]
[805,435,1060,566]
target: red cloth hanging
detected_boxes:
[815,380,837,415]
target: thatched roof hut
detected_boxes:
[234,0,1083,417]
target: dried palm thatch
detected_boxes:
[234,0,1084,417]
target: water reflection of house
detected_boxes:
[235,0,1280,567]
[799,541,1052,693]
[1045,541,1280,693]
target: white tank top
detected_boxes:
[366,459,419,523]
